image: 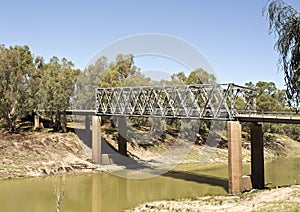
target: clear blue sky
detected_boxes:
[1,0,300,88]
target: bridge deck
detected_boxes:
[66,110,96,116]
[236,113,300,124]
[66,110,300,124]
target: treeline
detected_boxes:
[0,45,77,131]
[1,44,299,141]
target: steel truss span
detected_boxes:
[95,83,256,120]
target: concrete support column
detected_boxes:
[118,117,127,156]
[227,121,242,194]
[92,116,102,164]
[85,116,91,131]
[34,115,40,130]
[250,123,264,189]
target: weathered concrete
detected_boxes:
[85,116,91,131]
[92,116,102,164]
[227,121,242,194]
[241,175,253,192]
[250,123,265,189]
[118,117,127,156]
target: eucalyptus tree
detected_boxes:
[37,56,80,132]
[264,0,300,109]
[0,45,35,131]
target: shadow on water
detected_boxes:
[69,128,229,178]
[163,170,228,191]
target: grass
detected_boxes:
[0,164,21,171]
[255,202,300,212]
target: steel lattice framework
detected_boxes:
[95,83,256,120]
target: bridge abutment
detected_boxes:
[250,123,264,189]
[227,121,242,194]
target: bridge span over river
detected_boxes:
[60,83,300,194]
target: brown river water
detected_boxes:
[0,157,299,212]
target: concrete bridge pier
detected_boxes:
[117,117,128,156]
[227,121,242,194]
[85,116,91,131]
[92,116,102,164]
[227,121,265,194]
[250,123,264,189]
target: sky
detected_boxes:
[1,0,300,88]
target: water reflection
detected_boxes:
[0,157,299,212]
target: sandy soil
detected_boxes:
[0,129,99,179]
[130,185,300,212]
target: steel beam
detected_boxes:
[95,83,256,120]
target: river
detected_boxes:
[0,157,299,211]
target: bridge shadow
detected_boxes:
[163,170,228,191]
[68,127,152,169]
[68,128,92,148]
[69,128,229,181]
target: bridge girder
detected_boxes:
[95,83,256,120]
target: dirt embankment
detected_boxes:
[0,130,98,179]
[130,185,300,212]
[1,124,299,179]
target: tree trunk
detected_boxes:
[61,112,67,133]
[6,116,16,132]
[53,113,62,132]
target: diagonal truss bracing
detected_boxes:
[95,83,256,120]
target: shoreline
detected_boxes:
[0,129,299,181]
[129,185,300,211]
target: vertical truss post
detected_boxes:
[95,84,256,120]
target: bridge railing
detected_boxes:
[95,83,256,120]
[236,109,300,118]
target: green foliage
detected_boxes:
[0,45,35,131]
[169,69,216,143]
[171,68,216,85]
[74,56,109,109]
[246,81,286,111]
[264,0,300,109]
[36,56,80,132]
[74,54,150,110]
[244,80,300,141]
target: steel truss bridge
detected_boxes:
[63,82,300,195]
[68,83,300,123]
[66,83,300,194]
[95,83,256,120]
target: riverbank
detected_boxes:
[1,128,300,179]
[1,129,299,211]
[130,185,300,211]
[0,129,99,179]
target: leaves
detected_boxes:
[264,0,300,109]
[73,54,151,109]
[0,45,35,131]
[36,56,80,131]
[246,81,286,111]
